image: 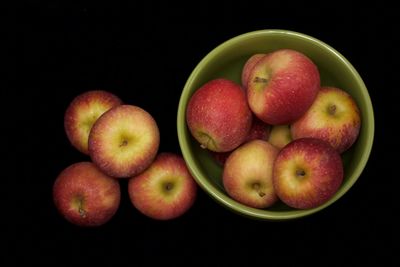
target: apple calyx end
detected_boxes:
[296,169,306,178]
[328,104,337,116]
[252,182,265,198]
[197,131,217,151]
[79,207,87,218]
[165,182,174,191]
[119,139,128,147]
[76,197,87,218]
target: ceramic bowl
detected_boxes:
[177,30,374,220]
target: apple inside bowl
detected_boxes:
[177,29,374,220]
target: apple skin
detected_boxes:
[223,140,279,209]
[273,138,343,209]
[247,49,320,125]
[211,116,271,165]
[186,78,252,152]
[64,90,122,154]
[53,162,120,227]
[128,153,197,220]
[89,105,160,178]
[268,125,292,150]
[241,54,266,89]
[245,116,271,141]
[291,86,361,153]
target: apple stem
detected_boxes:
[253,77,268,83]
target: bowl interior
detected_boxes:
[177,30,374,220]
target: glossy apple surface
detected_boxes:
[128,153,197,220]
[223,140,279,208]
[53,162,120,226]
[273,138,343,209]
[186,78,252,152]
[89,105,160,178]
[291,86,361,153]
[64,90,122,154]
[247,49,320,125]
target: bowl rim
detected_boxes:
[177,29,375,220]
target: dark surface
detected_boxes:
[11,1,395,266]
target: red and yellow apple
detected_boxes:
[211,116,271,165]
[64,90,122,154]
[89,105,160,178]
[223,140,279,208]
[273,138,343,209]
[291,86,361,153]
[128,153,197,220]
[247,49,320,125]
[186,78,252,152]
[53,162,120,226]
[268,125,292,150]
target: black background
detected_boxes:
[11,1,395,266]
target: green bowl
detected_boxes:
[177,29,374,220]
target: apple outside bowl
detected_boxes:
[177,30,374,220]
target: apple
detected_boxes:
[64,90,122,154]
[186,78,252,152]
[245,116,271,141]
[53,162,120,226]
[291,86,361,153]
[268,125,292,150]
[247,49,320,125]
[89,105,160,178]
[223,140,279,208]
[128,153,197,220]
[273,138,343,209]
[241,53,266,89]
[210,116,271,165]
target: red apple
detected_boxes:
[89,105,160,178]
[211,116,271,165]
[247,49,320,125]
[245,116,271,141]
[223,140,279,208]
[186,78,252,152]
[64,90,122,154]
[273,138,343,209]
[241,53,266,89]
[291,86,361,153]
[128,153,197,220]
[268,125,292,150]
[53,162,120,226]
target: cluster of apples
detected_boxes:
[53,91,197,226]
[186,49,361,210]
